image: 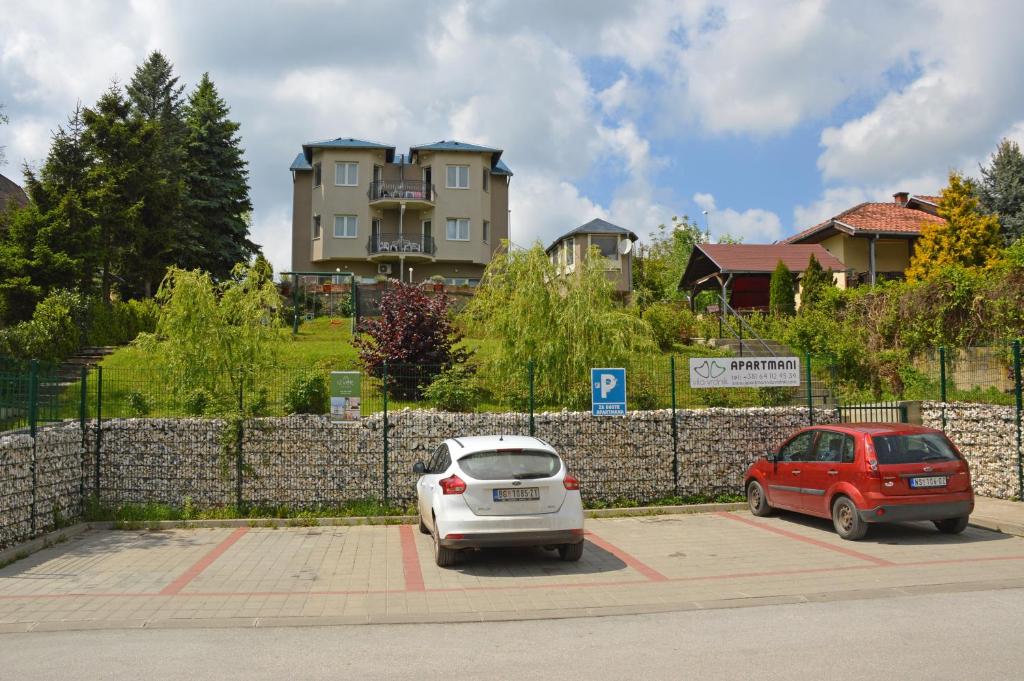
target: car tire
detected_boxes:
[432,522,458,568]
[934,516,969,534]
[832,496,868,540]
[746,480,773,517]
[557,542,584,561]
[418,515,430,535]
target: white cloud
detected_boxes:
[691,192,782,242]
[509,174,607,248]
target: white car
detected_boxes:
[413,435,585,567]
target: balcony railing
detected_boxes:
[367,232,437,256]
[368,180,435,202]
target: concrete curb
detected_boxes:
[969,516,1024,538]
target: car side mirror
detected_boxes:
[412,461,427,475]
[765,452,777,463]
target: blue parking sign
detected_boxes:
[591,368,626,416]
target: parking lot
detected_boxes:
[1,510,1023,632]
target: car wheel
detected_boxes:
[557,542,584,561]
[832,497,868,540]
[418,515,430,535]
[934,516,969,534]
[746,480,772,517]
[432,521,458,568]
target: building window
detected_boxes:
[313,163,322,188]
[446,218,470,241]
[334,214,357,238]
[446,165,469,189]
[566,237,574,266]
[482,170,489,192]
[591,235,619,259]
[335,162,358,186]
[483,220,490,243]
[312,214,321,240]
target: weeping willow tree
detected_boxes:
[134,258,285,412]
[462,243,656,408]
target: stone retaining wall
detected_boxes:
[922,402,1021,500]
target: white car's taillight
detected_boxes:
[563,473,580,491]
[439,474,467,495]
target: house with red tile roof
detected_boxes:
[784,192,945,285]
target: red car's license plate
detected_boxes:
[910,476,947,488]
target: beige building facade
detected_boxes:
[290,138,511,285]
[545,219,639,296]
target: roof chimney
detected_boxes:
[893,191,909,207]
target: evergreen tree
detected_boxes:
[798,253,833,311]
[126,51,187,296]
[81,84,153,302]
[182,73,258,278]
[979,138,1024,244]
[769,260,795,316]
[906,172,1003,282]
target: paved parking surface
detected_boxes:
[1,511,1023,632]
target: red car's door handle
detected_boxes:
[827,470,839,476]
[791,470,801,475]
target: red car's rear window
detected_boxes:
[871,433,959,465]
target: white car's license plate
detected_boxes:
[910,476,947,488]
[493,487,540,501]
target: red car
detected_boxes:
[744,423,974,540]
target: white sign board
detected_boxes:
[689,357,801,388]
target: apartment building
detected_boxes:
[290,138,512,286]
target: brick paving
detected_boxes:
[1,511,1023,632]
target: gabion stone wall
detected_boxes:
[0,424,81,551]
[0,432,34,549]
[922,402,1020,500]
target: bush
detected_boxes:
[285,371,329,414]
[86,298,159,346]
[643,303,697,350]
[183,388,213,416]
[422,365,480,412]
[701,388,734,407]
[756,386,795,407]
[0,289,89,361]
[126,391,151,416]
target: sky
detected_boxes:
[2,0,1024,274]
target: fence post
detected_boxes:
[28,359,38,536]
[291,275,300,336]
[1013,339,1022,502]
[939,346,947,430]
[528,359,535,436]
[382,360,389,504]
[95,365,102,499]
[236,368,245,511]
[79,366,87,501]
[670,356,679,496]
[805,353,814,425]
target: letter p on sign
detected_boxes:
[599,373,618,399]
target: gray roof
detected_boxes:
[0,173,29,209]
[289,152,312,171]
[545,218,638,253]
[300,137,396,164]
[410,140,502,154]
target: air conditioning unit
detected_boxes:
[377,264,392,275]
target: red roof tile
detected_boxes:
[698,244,847,273]
[785,200,945,243]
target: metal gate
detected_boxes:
[836,401,908,424]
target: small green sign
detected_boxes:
[330,371,361,422]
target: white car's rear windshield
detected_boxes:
[458,450,561,480]
[872,433,959,465]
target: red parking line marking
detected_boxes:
[399,525,425,592]
[159,528,249,596]
[584,531,668,582]
[715,512,896,566]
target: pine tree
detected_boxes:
[769,260,795,316]
[82,84,153,302]
[182,73,257,278]
[798,253,833,311]
[906,172,1003,282]
[126,51,187,296]
[979,138,1024,244]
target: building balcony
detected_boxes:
[367,180,435,208]
[367,232,436,261]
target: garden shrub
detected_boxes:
[126,391,150,416]
[643,303,696,350]
[701,388,734,407]
[285,370,328,414]
[183,388,213,416]
[423,365,480,412]
[756,386,795,407]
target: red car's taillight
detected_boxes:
[563,474,580,491]
[439,474,466,495]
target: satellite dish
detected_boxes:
[618,239,634,255]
